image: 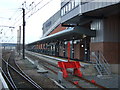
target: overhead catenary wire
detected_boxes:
[9,9,21,20]
[1,0,56,43]
[13,0,54,29]
[12,0,44,27]
[27,0,53,19]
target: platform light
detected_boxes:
[83,34,86,38]
[81,45,84,47]
[70,41,72,44]
[74,40,77,44]
[64,41,67,44]
[74,40,80,44]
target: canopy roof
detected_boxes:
[27,26,96,45]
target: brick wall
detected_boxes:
[90,42,119,64]
[103,42,119,64]
[74,43,81,60]
[90,42,104,53]
[59,45,64,57]
[48,24,66,35]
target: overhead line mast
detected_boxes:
[22,8,25,59]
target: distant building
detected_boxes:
[0,43,17,49]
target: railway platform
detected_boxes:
[25,50,119,88]
[25,50,98,76]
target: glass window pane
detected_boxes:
[71,0,75,9]
[65,5,68,13]
[68,3,71,11]
[75,0,79,7]
[64,7,66,14]
[61,8,63,16]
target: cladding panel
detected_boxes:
[43,11,60,34]
[104,14,119,42]
[91,19,104,42]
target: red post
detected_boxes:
[67,42,70,62]
[58,41,82,78]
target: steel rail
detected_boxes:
[14,58,43,90]
[6,53,18,90]
[0,67,14,89]
[25,54,84,89]
[46,60,108,89]
[2,58,43,89]
[2,54,17,90]
[43,64,85,89]
[26,52,108,89]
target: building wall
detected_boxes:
[74,43,80,60]
[42,11,60,35]
[90,14,119,64]
[90,42,119,74]
[91,19,104,43]
[103,14,119,64]
[104,14,119,42]
[81,1,118,14]
[90,42,104,53]
[103,42,119,64]
[61,0,119,24]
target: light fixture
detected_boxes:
[83,34,86,38]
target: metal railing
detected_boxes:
[90,51,111,76]
[99,52,111,75]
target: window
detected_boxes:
[75,0,79,7]
[68,2,71,11]
[61,0,79,16]
[65,5,68,13]
[63,7,66,15]
[71,0,75,9]
[61,8,64,16]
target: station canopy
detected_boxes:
[27,26,96,45]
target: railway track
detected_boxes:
[26,52,109,89]
[2,51,43,89]
[2,51,16,90]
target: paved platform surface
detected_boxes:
[84,74,120,88]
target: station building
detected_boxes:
[27,0,120,74]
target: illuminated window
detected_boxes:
[65,5,68,13]
[61,8,64,16]
[63,7,66,15]
[75,0,79,7]
[68,2,71,11]
[71,0,75,9]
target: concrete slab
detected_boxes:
[37,68,48,73]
